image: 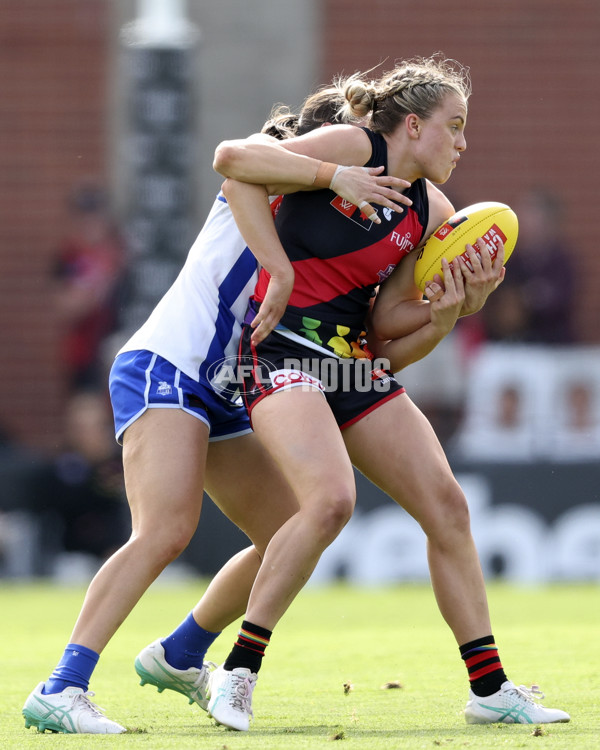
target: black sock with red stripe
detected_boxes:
[460,635,508,697]
[223,620,271,675]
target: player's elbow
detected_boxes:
[380,345,414,374]
[370,310,396,342]
[213,141,243,177]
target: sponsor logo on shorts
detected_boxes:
[269,368,324,393]
[206,355,395,398]
[157,380,172,396]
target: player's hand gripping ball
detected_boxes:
[414,201,519,291]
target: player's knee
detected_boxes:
[134,522,195,567]
[424,482,471,542]
[317,488,355,543]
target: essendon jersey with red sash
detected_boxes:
[253,129,429,358]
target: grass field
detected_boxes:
[2,579,598,749]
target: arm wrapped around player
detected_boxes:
[214,129,413,222]
[370,257,465,372]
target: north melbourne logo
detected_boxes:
[157,381,172,396]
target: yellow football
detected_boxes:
[414,201,519,291]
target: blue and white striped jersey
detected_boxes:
[118,193,258,399]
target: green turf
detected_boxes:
[2,579,598,749]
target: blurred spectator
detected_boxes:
[0,421,44,514]
[53,180,128,390]
[35,390,129,572]
[478,187,577,344]
[0,421,46,577]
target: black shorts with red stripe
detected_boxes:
[238,325,405,430]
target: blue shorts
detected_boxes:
[109,350,252,444]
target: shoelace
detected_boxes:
[192,661,217,690]
[72,691,107,718]
[182,661,217,690]
[228,673,255,717]
[510,684,546,704]
[190,661,217,700]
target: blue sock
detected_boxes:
[43,643,99,694]
[161,612,220,670]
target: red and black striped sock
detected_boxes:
[460,635,508,697]
[223,620,272,675]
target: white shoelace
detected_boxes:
[191,662,216,690]
[72,691,107,717]
[509,684,546,704]
[228,673,255,717]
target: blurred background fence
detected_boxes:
[0,0,598,583]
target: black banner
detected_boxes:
[121,47,196,333]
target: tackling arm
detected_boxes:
[214,126,414,221]
[221,179,293,345]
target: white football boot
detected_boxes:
[207,665,257,731]
[135,638,214,710]
[465,681,570,724]
[23,682,126,733]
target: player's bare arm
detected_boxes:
[370,253,429,341]
[372,257,465,372]
[221,179,293,345]
[370,182,455,341]
[213,125,413,221]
